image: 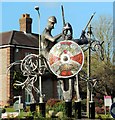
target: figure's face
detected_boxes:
[63,29,72,40]
[48,21,55,29]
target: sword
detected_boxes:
[61,5,66,27]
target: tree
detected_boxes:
[92,15,113,62]
[90,15,115,98]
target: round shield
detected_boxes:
[48,40,84,78]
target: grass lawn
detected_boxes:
[96,114,113,119]
[4,106,114,119]
[5,107,16,112]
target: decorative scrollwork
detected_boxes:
[82,39,104,61]
[8,54,48,103]
[20,54,39,76]
[79,70,98,91]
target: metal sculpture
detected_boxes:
[8,54,46,103]
[7,6,105,119]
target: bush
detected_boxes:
[95,106,109,114]
[46,98,61,107]
[46,98,65,113]
[53,101,65,113]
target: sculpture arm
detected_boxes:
[45,33,62,42]
[74,38,88,45]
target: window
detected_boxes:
[25,90,31,104]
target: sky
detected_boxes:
[0,1,114,39]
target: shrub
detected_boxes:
[46,98,65,116]
[53,101,65,113]
[46,98,61,107]
[95,106,109,114]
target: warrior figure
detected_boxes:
[41,16,62,58]
[41,16,88,101]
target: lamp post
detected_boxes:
[35,6,46,117]
[34,6,43,103]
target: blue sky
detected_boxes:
[1,1,114,38]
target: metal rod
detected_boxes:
[35,6,43,103]
[38,9,43,103]
[61,5,66,27]
[18,96,21,114]
[87,24,92,117]
[84,12,96,32]
[80,12,95,39]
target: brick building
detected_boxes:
[0,14,57,106]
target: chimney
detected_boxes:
[19,14,32,33]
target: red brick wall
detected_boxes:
[0,46,58,106]
[0,47,11,106]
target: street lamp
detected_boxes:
[34,6,43,103]
[35,6,46,117]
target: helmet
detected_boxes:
[48,16,57,23]
[63,22,73,40]
[63,22,72,30]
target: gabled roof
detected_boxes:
[0,30,39,48]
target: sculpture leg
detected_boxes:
[74,75,81,101]
[60,79,72,118]
[60,79,72,101]
[74,75,81,119]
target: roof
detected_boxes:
[0,30,39,48]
